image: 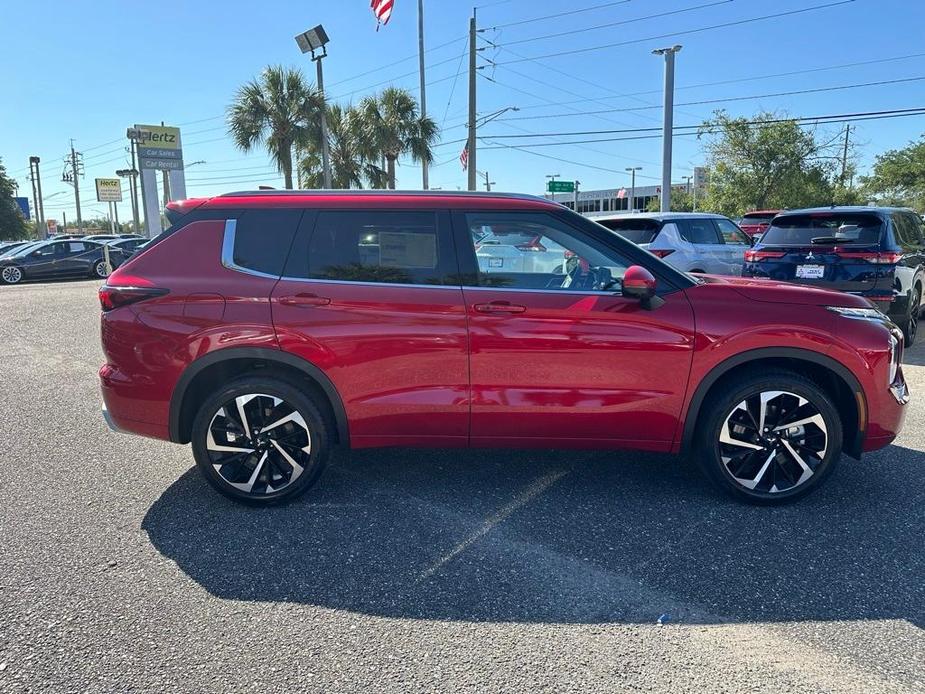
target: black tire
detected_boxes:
[190,376,331,505]
[695,370,843,504]
[92,260,110,279]
[902,284,920,347]
[1,266,23,285]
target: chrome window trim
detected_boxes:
[275,274,624,297]
[220,219,282,280]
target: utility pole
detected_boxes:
[481,170,494,191]
[841,124,852,185]
[29,156,45,229]
[573,180,580,215]
[64,140,84,233]
[626,167,641,212]
[653,45,681,213]
[28,160,39,235]
[113,200,120,231]
[467,8,477,192]
[418,0,428,190]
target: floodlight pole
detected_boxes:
[625,167,641,212]
[467,8,477,192]
[313,50,332,189]
[418,0,428,190]
[654,45,681,213]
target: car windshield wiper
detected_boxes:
[810,235,865,245]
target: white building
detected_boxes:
[548,182,690,214]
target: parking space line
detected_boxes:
[417,468,568,582]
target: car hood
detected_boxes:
[694,274,874,308]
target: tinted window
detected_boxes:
[232,209,302,276]
[762,213,883,246]
[292,210,456,285]
[66,242,88,254]
[32,243,59,257]
[741,213,776,225]
[681,219,721,244]
[463,211,632,292]
[595,218,661,244]
[908,213,925,245]
[715,218,749,245]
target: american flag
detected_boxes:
[459,141,469,171]
[371,0,394,29]
[616,188,627,199]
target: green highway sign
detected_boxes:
[547,180,575,193]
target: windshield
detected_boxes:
[3,242,42,258]
[761,213,883,246]
[594,218,661,244]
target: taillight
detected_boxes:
[99,285,168,311]
[515,236,546,252]
[650,249,675,259]
[744,250,786,262]
[835,250,902,264]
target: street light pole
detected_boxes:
[625,167,641,212]
[295,25,332,189]
[653,45,681,213]
[418,0,428,190]
[467,8,477,192]
[545,173,559,201]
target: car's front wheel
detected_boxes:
[696,370,842,504]
[1,266,23,285]
[191,377,331,504]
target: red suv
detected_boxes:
[739,210,783,238]
[99,191,908,505]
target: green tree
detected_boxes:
[645,188,697,212]
[298,104,386,189]
[228,66,325,189]
[0,159,28,241]
[356,87,438,189]
[860,136,925,211]
[697,111,851,217]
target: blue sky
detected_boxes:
[2,0,924,223]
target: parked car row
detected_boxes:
[0,237,142,285]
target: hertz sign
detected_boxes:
[128,124,184,171]
[95,178,123,202]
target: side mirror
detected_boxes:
[622,265,664,310]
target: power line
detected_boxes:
[499,0,735,47]
[481,0,633,30]
[491,0,856,65]
[494,75,925,121]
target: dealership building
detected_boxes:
[548,167,709,214]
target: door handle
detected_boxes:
[278,293,331,307]
[474,301,527,314]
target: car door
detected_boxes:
[714,218,752,275]
[453,209,695,450]
[24,242,63,277]
[58,241,96,275]
[678,218,726,274]
[271,207,470,448]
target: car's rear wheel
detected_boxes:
[191,376,331,504]
[92,260,111,278]
[1,266,23,285]
[902,284,920,347]
[696,371,842,504]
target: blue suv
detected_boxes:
[743,207,925,344]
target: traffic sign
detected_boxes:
[547,180,575,193]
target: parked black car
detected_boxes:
[743,207,925,344]
[106,237,148,255]
[0,239,129,285]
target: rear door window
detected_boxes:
[594,218,661,244]
[762,213,884,246]
[285,210,458,286]
[680,219,722,244]
[715,218,750,245]
[231,209,303,276]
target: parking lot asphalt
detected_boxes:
[0,278,923,693]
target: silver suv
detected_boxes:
[591,212,752,276]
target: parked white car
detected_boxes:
[590,212,752,276]
[474,225,568,275]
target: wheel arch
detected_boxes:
[169,347,349,447]
[680,347,866,459]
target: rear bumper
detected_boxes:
[99,363,172,441]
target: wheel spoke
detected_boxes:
[206,427,254,454]
[780,438,815,486]
[271,440,306,483]
[773,413,825,431]
[737,449,777,491]
[259,410,309,436]
[719,425,764,451]
[227,451,268,493]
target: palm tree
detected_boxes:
[227,66,325,189]
[357,87,438,189]
[299,104,387,189]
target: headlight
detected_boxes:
[826,306,885,320]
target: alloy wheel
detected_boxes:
[2,266,23,284]
[718,390,827,494]
[95,261,111,278]
[909,288,920,343]
[205,393,312,495]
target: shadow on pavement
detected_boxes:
[143,445,925,626]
